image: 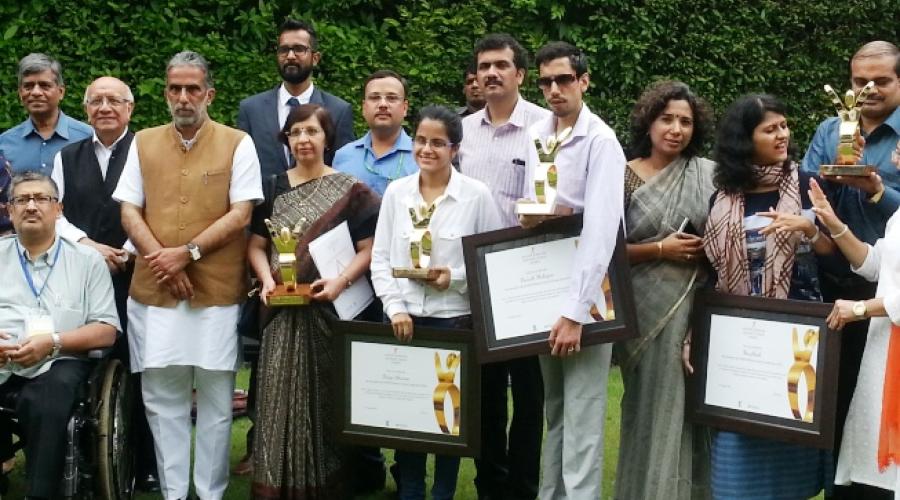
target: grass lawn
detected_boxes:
[4,365,825,499]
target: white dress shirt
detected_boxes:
[525,104,625,324]
[51,129,129,242]
[372,168,502,319]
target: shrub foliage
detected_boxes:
[1,0,897,149]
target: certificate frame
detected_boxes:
[687,291,841,449]
[331,319,481,456]
[462,214,637,363]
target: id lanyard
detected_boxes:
[16,238,63,309]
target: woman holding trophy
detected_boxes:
[703,94,836,499]
[246,104,380,498]
[370,105,501,500]
[613,80,717,499]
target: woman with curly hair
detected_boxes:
[703,94,836,499]
[615,80,717,499]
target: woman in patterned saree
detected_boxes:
[247,104,380,499]
[703,94,836,499]
[614,80,716,500]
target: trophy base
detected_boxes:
[392,267,440,280]
[515,200,556,215]
[819,164,876,177]
[267,283,312,306]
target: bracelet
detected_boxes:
[682,338,691,346]
[657,241,663,259]
[831,224,850,239]
[809,227,821,244]
[339,273,352,288]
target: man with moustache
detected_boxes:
[0,53,92,175]
[801,41,900,500]
[113,51,262,499]
[0,171,119,500]
[457,33,550,500]
[523,41,624,500]
[238,18,354,176]
[458,62,485,117]
[333,69,416,196]
[50,76,159,492]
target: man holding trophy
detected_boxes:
[520,41,625,499]
[801,40,900,500]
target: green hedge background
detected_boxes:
[0,0,897,151]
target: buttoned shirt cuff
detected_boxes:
[884,292,900,326]
[560,299,594,325]
[447,265,468,293]
[874,186,900,217]
[850,244,878,282]
[384,300,408,320]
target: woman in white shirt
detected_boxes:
[371,105,501,500]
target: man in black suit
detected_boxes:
[238,18,354,177]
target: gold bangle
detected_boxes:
[657,241,663,259]
[831,224,850,239]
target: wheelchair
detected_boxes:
[0,349,136,499]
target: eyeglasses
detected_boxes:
[285,127,323,139]
[166,84,205,97]
[536,73,578,90]
[413,137,454,150]
[86,96,130,108]
[277,44,312,56]
[365,93,403,105]
[11,194,58,207]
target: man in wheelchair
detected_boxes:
[0,171,119,500]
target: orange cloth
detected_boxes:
[878,323,900,471]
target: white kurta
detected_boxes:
[112,133,263,373]
[836,211,900,495]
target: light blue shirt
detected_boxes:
[332,129,416,196]
[0,110,93,175]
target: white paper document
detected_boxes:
[309,221,374,319]
[350,342,463,435]
[705,314,820,421]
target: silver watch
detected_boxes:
[49,333,62,358]
[186,243,202,261]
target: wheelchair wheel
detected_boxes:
[95,359,135,500]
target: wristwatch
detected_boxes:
[852,300,868,319]
[49,333,62,359]
[186,242,202,261]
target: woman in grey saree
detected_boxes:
[614,82,716,500]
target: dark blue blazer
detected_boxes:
[237,85,355,179]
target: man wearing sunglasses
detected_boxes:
[524,41,625,500]
[458,33,550,500]
[238,18,354,178]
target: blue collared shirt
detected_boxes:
[332,129,416,196]
[801,105,900,245]
[0,111,93,175]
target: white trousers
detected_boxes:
[142,366,234,500]
[538,343,611,500]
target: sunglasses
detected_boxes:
[536,73,578,90]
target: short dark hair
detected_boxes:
[416,105,463,145]
[10,171,59,199]
[628,80,714,160]
[463,60,477,81]
[534,41,588,77]
[278,18,318,50]
[473,33,529,71]
[363,69,409,99]
[850,40,900,77]
[279,103,335,152]
[713,94,796,193]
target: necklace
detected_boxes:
[363,149,406,181]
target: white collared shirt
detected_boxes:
[371,168,502,319]
[52,129,130,242]
[278,83,315,165]
[524,104,626,324]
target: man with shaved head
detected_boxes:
[50,75,160,492]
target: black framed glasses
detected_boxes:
[11,194,58,207]
[277,44,312,56]
[536,73,578,90]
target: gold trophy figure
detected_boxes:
[264,218,312,306]
[819,81,877,176]
[432,352,462,435]
[516,127,572,215]
[392,202,441,280]
[786,327,819,422]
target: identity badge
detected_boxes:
[25,310,55,338]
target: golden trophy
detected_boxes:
[516,127,572,215]
[432,352,462,436]
[264,219,311,306]
[787,327,818,422]
[392,202,441,280]
[819,81,877,176]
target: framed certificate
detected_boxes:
[688,291,841,449]
[462,214,637,363]
[331,320,480,456]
